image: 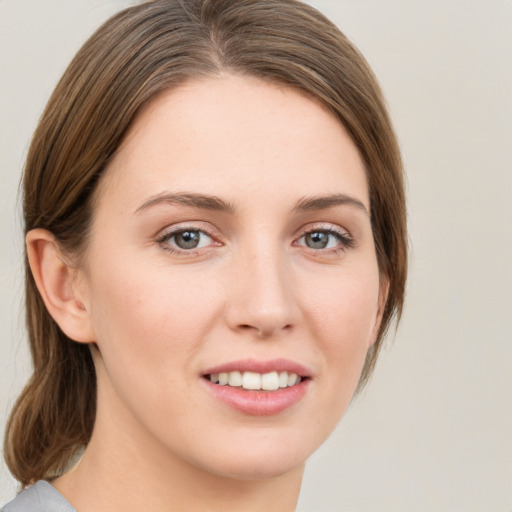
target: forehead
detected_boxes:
[97,74,369,213]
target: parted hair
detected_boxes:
[4,0,407,486]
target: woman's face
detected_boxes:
[78,75,385,479]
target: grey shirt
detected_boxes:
[1,481,76,512]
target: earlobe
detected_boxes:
[26,229,95,343]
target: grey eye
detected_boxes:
[171,230,211,250]
[299,231,341,250]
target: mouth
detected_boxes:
[201,359,312,415]
[203,370,307,391]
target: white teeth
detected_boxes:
[261,371,279,391]
[287,373,298,386]
[228,371,242,387]
[243,371,261,390]
[209,370,302,390]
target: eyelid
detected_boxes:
[156,220,220,238]
[155,221,222,254]
[294,222,355,250]
[296,222,351,238]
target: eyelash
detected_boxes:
[156,226,217,255]
[295,225,355,254]
[156,224,355,256]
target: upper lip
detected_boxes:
[202,358,312,378]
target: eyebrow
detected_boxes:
[134,191,368,216]
[134,192,236,215]
[293,193,369,215]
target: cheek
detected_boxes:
[301,262,381,387]
[304,262,380,342]
[86,256,223,390]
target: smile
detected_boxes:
[201,359,311,415]
[207,371,301,391]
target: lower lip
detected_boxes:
[202,378,310,416]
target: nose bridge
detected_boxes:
[226,236,298,337]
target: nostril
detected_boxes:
[236,323,294,338]
[238,324,259,334]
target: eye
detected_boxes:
[296,228,353,251]
[160,229,213,251]
[299,231,339,249]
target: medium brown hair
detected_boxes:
[4,0,407,486]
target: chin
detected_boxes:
[199,450,307,482]
[180,424,323,482]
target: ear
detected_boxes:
[368,276,390,347]
[26,229,95,343]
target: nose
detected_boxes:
[225,245,300,339]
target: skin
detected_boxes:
[28,74,386,511]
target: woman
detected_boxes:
[2,0,406,510]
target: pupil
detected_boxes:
[176,231,200,249]
[306,232,328,249]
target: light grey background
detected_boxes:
[1,1,511,510]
